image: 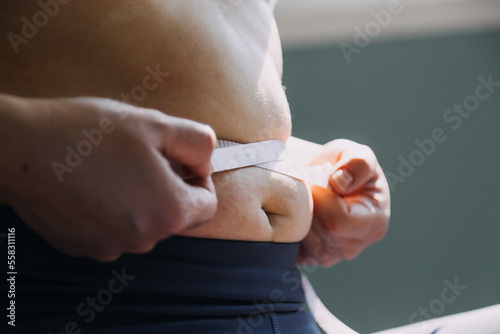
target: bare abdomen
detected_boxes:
[0,0,314,242]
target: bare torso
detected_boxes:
[0,0,313,242]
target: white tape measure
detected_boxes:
[212,139,359,334]
[213,140,331,189]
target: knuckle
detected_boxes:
[343,248,361,261]
[319,209,349,234]
[146,111,178,134]
[372,221,389,242]
[158,114,175,132]
[126,211,147,233]
[330,138,351,147]
[155,208,186,235]
[196,126,216,151]
[372,231,386,242]
[128,241,156,255]
[120,220,158,255]
[360,145,378,165]
[359,143,374,154]
[206,199,218,219]
[148,115,173,139]
[168,212,187,233]
[140,209,183,237]
[178,195,217,228]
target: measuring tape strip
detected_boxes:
[302,275,358,334]
[212,140,289,173]
[212,139,359,334]
[213,140,331,189]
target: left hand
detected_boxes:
[297,139,391,267]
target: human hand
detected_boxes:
[297,139,390,267]
[1,96,218,261]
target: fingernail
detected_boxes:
[332,169,353,192]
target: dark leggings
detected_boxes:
[3,205,499,334]
[1,206,319,334]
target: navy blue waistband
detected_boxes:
[1,206,307,331]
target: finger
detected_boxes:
[298,229,344,267]
[137,148,214,235]
[311,185,382,239]
[170,170,218,228]
[310,217,368,260]
[159,116,216,178]
[300,219,367,266]
[310,185,351,236]
[330,156,377,195]
[328,237,366,261]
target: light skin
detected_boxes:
[292,138,391,266]
[0,95,218,262]
[0,0,389,264]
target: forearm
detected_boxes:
[0,93,31,204]
[285,136,324,165]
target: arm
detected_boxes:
[287,136,391,267]
[0,94,218,261]
[0,94,23,204]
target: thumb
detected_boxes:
[160,116,216,178]
[177,175,218,227]
[330,158,374,195]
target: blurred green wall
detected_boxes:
[283,31,500,333]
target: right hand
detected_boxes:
[1,96,218,261]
